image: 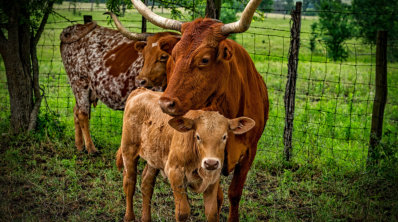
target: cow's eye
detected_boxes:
[159,54,169,62]
[222,134,227,141]
[201,58,209,64]
[195,134,201,141]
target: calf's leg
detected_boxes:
[217,183,223,215]
[141,164,159,222]
[122,151,139,222]
[169,168,190,221]
[203,180,221,222]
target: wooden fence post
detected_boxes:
[141,0,148,33]
[283,2,302,161]
[368,30,388,166]
[84,15,92,24]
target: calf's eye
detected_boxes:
[201,58,209,64]
[196,134,201,141]
[222,135,227,141]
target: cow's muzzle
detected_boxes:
[202,158,220,171]
[158,96,185,116]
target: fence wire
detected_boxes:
[0,5,397,173]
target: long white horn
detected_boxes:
[105,12,153,41]
[131,0,182,32]
[221,0,262,35]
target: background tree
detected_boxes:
[0,0,57,134]
[352,0,398,44]
[352,0,398,61]
[258,0,273,13]
[310,0,355,61]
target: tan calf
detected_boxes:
[117,88,255,222]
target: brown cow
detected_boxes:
[130,0,269,221]
[108,12,181,91]
[116,88,255,221]
[60,17,177,153]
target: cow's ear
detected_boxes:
[217,40,233,61]
[159,36,181,54]
[169,117,195,132]
[134,41,147,52]
[228,117,255,135]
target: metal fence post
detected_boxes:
[368,30,388,166]
[283,2,302,161]
[84,15,92,24]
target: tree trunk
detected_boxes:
[0,3,33,134]
[0,0,53,134]
[206,0,221,19]
[2,41,33,134]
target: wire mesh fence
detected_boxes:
[0,2,397,173]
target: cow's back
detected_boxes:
[60,23,143,111]
[123,89,174,170]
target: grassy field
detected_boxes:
[0,2,397,221]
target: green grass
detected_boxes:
[0,2,397,221]
[0,132,396,221]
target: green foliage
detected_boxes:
[0,0,61,36]
[106,0,131,16]
[154,0,206,20]
[352,0,398,44]
[258,0,273,13]
[352,0,398,61]
[310,0,355,61]
[35,111,67,140]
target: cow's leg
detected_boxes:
[227,146,256,222]
[203,180,221,222]
[169,168,190,221]
[73,104,84,151]
[141,164,159,222]
[122,151,139,222]
[76,107,97,154]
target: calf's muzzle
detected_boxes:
[203,158,220,171]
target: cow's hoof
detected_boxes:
[140,215,151,222]
[177,213,189,221]
[76,145,84,152]
[124,214,135,222]
[86,144,98,155]
[88,149,101,157]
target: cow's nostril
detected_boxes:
[135,78,148,87]
[139,79,147,86]
[159,97,181,115]
[168,100,175,108]
[204,159,219,170]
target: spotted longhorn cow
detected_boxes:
[129,0,269,221]
[60,16,178,153]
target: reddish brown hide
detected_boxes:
[60,22,175,153]
[158,18,269,221]
[134,32,180,91]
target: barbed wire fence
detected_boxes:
[0,2,397,173]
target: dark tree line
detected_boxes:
[311,0,398,61]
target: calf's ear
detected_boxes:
[169,117,195,132]
[228,117,255,135]
[159,36,181,55]
[134,41,147,52]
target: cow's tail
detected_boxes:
[116,147,123,171]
